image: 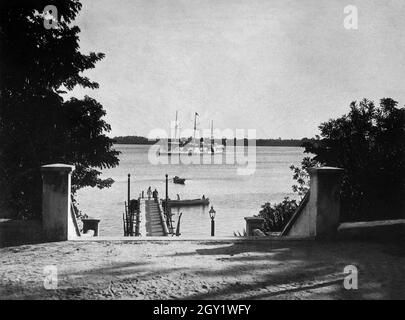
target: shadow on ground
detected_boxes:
[1,240,404,299]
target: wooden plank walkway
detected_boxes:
[144,199,167,236]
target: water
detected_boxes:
[76,145,306,237]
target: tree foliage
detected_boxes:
[258,98,404,232]
[258,198,298,233]
[0,0,119,219]
[303,98,405,221]
[289,157,319,198]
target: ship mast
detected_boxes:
[193,112,198,146]
[211,120,214,140]
[211,120,214,154]
[174,110,178,141]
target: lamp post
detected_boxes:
[209,206,216,237]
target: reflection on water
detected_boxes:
[76,145,305,236]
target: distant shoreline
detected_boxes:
[112,136,311,147]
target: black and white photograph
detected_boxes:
[0,0,404,304]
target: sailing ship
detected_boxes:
[159,111,224,156]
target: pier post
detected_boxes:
[127,174,133,235]
[165,173,169,226]
[127,174,130,209]
[165,174,168,205]
[41,164,75,241]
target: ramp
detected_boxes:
[144,199,169,236]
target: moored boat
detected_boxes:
[173,176,186,184]
[162,197,210,207]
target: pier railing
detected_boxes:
[280,191,310,236]
[157,199,170,236]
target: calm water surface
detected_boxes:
[76,145,305,237]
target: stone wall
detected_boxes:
[0,219,43,247]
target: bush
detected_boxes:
[256,157,314,233]
[258,197,298,232]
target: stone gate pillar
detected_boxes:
[41,164,75,241]
[308,167,344,238]
[282,166,344,239]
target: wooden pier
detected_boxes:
[123,174,174,237]
[143,198,169,236]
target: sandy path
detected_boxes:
[0,240,404,299]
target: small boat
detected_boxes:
[162,197,210,207]
[173,176,185,184]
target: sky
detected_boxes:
[69,0,405,138]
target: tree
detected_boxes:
[303,98,405,222]
[289,157,319,198]
[257,98,404,232]
[0,0,119,219]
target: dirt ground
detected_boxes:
[0,239,404,299]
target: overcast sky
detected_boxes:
[70,0,405,138]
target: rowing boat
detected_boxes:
[173,176,185,184]
[162,198,210,207]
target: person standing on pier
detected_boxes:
[154,189,159,200]
[147,186,152,200]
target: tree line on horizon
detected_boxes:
[112,136,311,147]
